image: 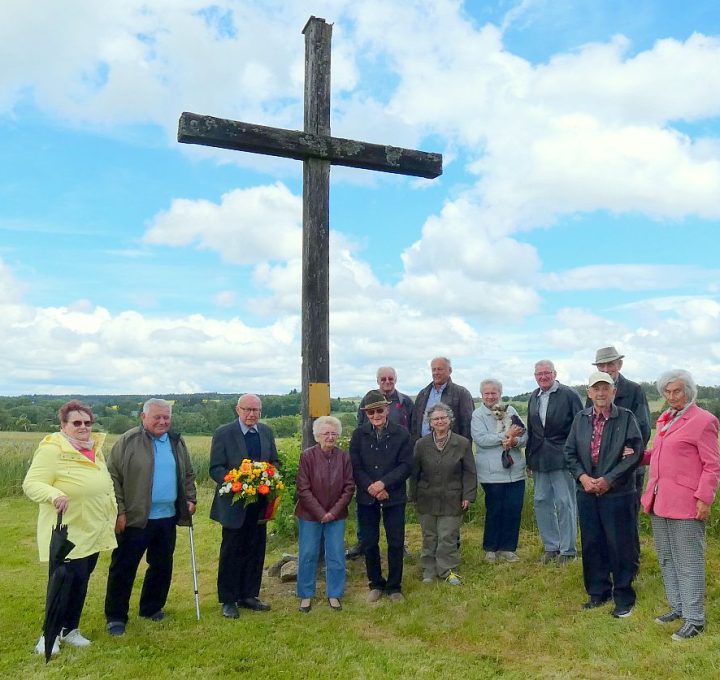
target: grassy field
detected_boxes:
[4,432,720,678]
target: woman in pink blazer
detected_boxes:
[641,369,720,641]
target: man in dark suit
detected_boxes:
[565,371,644,618]
[526,360,583,564]
[209,394,280,619]
[588,346,651,506]
[410,357,474,443]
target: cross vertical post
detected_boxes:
[301,18,332,449]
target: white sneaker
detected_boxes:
[34,635,60,655]
[60,628,92,647]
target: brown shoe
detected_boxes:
[367,589,383,603]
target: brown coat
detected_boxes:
[410,432,477,516]
[295,444,355,522]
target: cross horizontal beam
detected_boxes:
[178,111,442,179]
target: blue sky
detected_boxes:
[1,0,719,397]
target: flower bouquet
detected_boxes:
[218,459,284,522]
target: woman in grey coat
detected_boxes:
[471,379,528,563]
[409,402,477,585]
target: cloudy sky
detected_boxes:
[1,0,719,398]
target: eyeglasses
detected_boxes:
[379,377,395,382]
[534,371,554,377]
[70,420,93,427]
[238,407,261,413]
[429,416,449,422]
[319,431,339,437]
[365,408,386,415]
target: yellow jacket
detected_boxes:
[23,432,118,561]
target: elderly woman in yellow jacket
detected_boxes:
[23,400,117,656]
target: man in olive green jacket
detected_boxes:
[104,398,196,636]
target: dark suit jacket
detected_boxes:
[209,420,280,529]
[410,379,475,442]
[564,405,644,496]
[585,373,651,446]
[349,420,413,506]
[526,383,583,472]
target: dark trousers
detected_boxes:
[357,502,405,593]
[481,480,525,552]
[217,503,267,604]
[104,517,177,623]
[577,490,638,608]
[51,552,99,631]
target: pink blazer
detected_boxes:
[641,404,720,520]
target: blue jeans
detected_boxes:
[533,469,577,555]
[297,518,347,599]
[481,480,525,552]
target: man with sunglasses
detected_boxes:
[349,367,414,560]
[105,398,197,637]
[350,390,413,603]
[209,394,280,619]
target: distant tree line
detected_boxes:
[0,391,358,437]
[1,384,718,437]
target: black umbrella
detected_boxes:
[42,512,75,662]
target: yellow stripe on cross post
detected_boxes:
[308,382,331,417]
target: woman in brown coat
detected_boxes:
[295,416,354,612]
[410,402,477,585]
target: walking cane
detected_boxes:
[188,522,201,620]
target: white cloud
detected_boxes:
[143,183,302,264]
[542,265,720,292]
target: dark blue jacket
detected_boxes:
[209,420,279,529]
[349,420,412,506]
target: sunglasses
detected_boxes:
[70,420,93,427]
[364,407,386,415]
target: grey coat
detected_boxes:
[471,404,528,483]
[409,432,477,516]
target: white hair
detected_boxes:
[376,366,397,380]
[312,415,342,440]
[480,378,503,395]
[657,369,698,403]
[143,398,172,414]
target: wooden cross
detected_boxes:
[177,16,442,447]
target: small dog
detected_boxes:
[490,403,526,438]
[490,404,526,469]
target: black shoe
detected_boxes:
[346,544,363,560]
[222,603,240,619]
[672,622,704,640]
[106,621,126,636]
[141,610,165,622]
[298,600,312,613]
[238,597,271,612]
[539,550,559,564]
[655,611,682,624]
[582,596,611,610]
[328,598,342,611]
[611,605,633,618]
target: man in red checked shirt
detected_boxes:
[564,372,644,619]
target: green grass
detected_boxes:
[4,486,720,679]
[5,431,720,678]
